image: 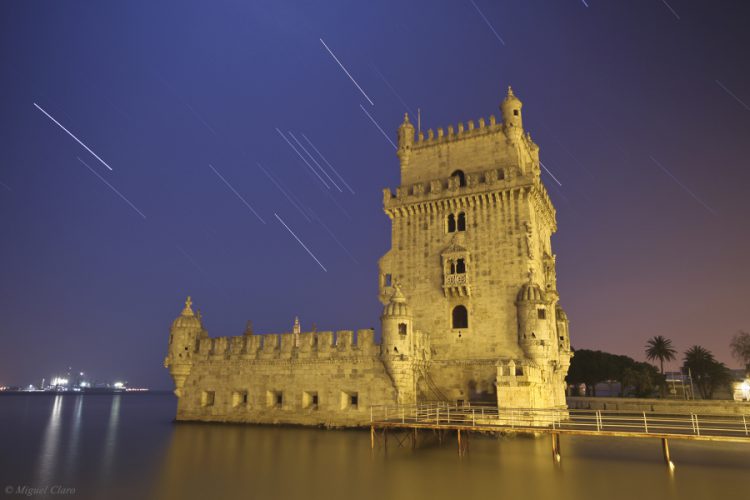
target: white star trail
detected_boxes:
[0,180,11,191]
[76,157,146,219]
[659,0,680,20]
[360,104,397,150]
[371,65,416,117]
[275,128,330,189]
[319,38,375,106]
[274,213,327,272]
[176,245,211,277]
[539,161,563,187]
[301,133,355,194]
[288,131,342,192]
[649,156,717,215]
[208,163,266,224]
[307,208,359,265]
[35,103,114,171]
[257,162,311,222]
[715,80,750,111]
[581,0,590,7]
[469,0,506,46]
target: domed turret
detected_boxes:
[501,86,523,141]
[380,284,417,404]
[165,296,204,397]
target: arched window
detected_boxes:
[450,261,456,274]
[457,212,466,231]
[452,305,468,329]
[451,170,466,187]
[447,214,456,233]
[456,258,466,274]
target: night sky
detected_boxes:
[1,1,748,388]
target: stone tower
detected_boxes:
[379,86,572,407]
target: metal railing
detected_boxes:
[370,402,750,441]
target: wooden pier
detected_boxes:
[369,403,750,467]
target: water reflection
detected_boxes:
[63,396,83,480]
[100,394,121,482]
[36,395,63,486]
[4,395,748,500]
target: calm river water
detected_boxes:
[0,393,747,500]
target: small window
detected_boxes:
[398,323,407,335]
[513,109,519,116]
[267,390,283,408]
[452,305,468,329]
[537,308,546,319]
[385,274,392,286]
[201,391,215,407]
[450,261,456,274]
[303,391,318,409]
[457,212,466,231]
[515,366,523,376]
[341,391,359,410]
[456,259,466,274]
[447,214,456,233]
[169,334,173,345]
[232,390,248,408]
[451,170,466,187]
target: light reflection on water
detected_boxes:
[0,394,748,500]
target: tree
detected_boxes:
[683,345,732,399]
[645,336,677,374]
[730,330,750,374]
[567,349,662,398]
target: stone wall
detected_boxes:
[175,330,397,427]
[567,397,750,415]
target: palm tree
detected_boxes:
[645,336,677,374]
[683,345,731,399]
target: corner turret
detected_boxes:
[515,279,552,361]
[164,296,204,397]
[380,284,417,403]
[501,86,523,142]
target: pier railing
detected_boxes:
[369,402,750,441]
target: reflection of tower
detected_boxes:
[380,284,416,404]
[164,297,204,397]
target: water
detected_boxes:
[0,394,747,500]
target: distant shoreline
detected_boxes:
[0,390,173,395]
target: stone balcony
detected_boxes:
[443,273,471,297]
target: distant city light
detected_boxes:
[113,381,124,389]
[51,377,69,386]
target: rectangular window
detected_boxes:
[385,274,392,286]
[232,390,248,408]
[537,309,546,319]
[340,391,359,410]
[515,367,524,376]
[267,390,283,409]
[201,391,215,407]
[303,391,319,410]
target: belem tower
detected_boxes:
[165,87,573,426]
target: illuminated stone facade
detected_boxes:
[165,87,572,426]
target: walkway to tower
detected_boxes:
[369,402,750,466]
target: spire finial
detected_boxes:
[402,112,410,124]
[293,316,301,334]
[181,296,194,316]
[507,85,514,97]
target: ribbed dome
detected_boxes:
[172,296,202,329]
[517,282,546,303]
[555,305,568,321]
[383,285,411,317]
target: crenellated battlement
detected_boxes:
[411,114,503,150]
[193,328,380,362]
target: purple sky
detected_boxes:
[1,0,748,388]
